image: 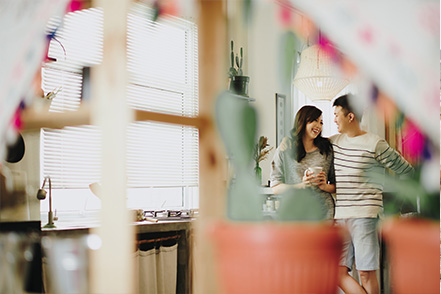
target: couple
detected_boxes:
[270,94,413,294]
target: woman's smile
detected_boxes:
[305,115,323,140]
[312,127,321,135]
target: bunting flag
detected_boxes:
[287,0,439,145]
[0,0,68,161]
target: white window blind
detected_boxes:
[41,5,199,192]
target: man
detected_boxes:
[331,94,413,294]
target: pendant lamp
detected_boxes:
[293,45,349,101]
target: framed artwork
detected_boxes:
[275,93,286,148]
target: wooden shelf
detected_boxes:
[228,92,256,102]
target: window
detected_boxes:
[40,4,199,217]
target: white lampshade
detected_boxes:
[293,45,349,101]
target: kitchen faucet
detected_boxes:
[37,176,57,228]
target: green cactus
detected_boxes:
[236,47,243,75]
[228,40,244,77]
[228,40,238,78]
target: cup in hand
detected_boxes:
[307,166,323,175]
[303,166,323,186]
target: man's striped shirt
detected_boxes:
[330,132,413,219]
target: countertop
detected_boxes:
[40,213,194,236]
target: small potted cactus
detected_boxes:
[228,40,250,97]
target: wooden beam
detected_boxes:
[195,1,228,294]
[21,106,91,130]
[89,0,134,293]
[134,110,209,130]
[21,107,209,131]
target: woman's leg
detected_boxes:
[338,266,366,294]
[358,270,379,294]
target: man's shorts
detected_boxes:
[336,218,380,271]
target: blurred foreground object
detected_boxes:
[6,133,25,163]
[209,221,343,294]
[382,218,439,294]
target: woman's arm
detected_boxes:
[317,182,336,193]
[272,182,307,194]
[272,170,314,194]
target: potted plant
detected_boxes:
[228,40,250,97]
[253,136,273,184]
[375,168,439,294]
[211,92,344,294]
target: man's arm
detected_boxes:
[375,140,414,175]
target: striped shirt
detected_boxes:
[330,132,413,219]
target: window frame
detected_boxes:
[39,5,199,216]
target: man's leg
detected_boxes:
[358,270,379,294]
[337,219,366,294]
[338,266,366,294]
[352,218,380,294]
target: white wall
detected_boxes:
[247,1,288,185]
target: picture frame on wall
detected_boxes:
[275,93,286,148]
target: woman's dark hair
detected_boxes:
[289,105,332,162]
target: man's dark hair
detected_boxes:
[333,94,362,120]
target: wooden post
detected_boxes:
[89,0,135,293]
[195,1,228,294]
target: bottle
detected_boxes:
[266,196,275,212]
[254,162,262,185]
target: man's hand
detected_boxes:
[279,137,291,152]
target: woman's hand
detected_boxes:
[303,170,329,190]
[315,171,327,189]
[315,171,336,193]
[302,169,316,187]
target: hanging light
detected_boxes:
[293,45,349,101]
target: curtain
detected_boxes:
[136,243,178,294]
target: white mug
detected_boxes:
[306,166,323,176]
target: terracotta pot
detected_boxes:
[209,221,343,294]
[382,218,439,294]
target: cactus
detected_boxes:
[228,40,244,77]
[228,40,238,78]
[236,47,243,76]
[240,48,243,70]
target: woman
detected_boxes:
[270,105,336,219]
